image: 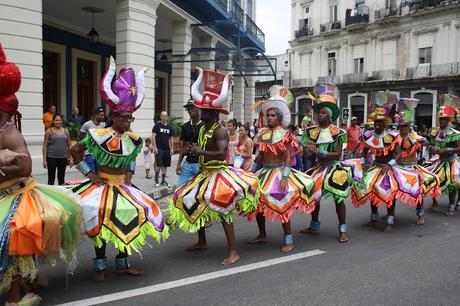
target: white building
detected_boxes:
[0,0,265,173]
[289,0,460,126]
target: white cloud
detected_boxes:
[256,0,291,55]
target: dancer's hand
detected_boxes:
[87,172,107,185]
[176,164,182,175]
[280,177,288,192]
[305,144,318,154]
[0,149,27,166]
[189,144,198,155]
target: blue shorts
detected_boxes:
[85,153,98,173]
[176,160,201,187]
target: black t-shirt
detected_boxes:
[181,120,203,163]
[152,122,173,150]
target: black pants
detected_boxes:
[47,157,67,185]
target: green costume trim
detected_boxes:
[93,222,169,256]
[81,132,142,169]
[198,123,220,165]
[302,125,348,152]
[429,127,460,148]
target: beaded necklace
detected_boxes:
[0,121,11,135]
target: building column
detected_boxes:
[171,20,192,122]
[116,0,160,136]
[233,76,244,122]
[244,76,256,124]
[199,36,217,70]
[0,0,43,173]
[221,59,233,120]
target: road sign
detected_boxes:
[342,108,349,120]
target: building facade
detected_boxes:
[0,0,264,173]
[255,52,289,101]
[289,0,460,127]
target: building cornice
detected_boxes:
[413,27,439,35]
[377,33,401,41]
[350,39,369,46]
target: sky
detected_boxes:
[256,0,291,55]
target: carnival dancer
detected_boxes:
[248,86,315,252]
[168,68,259,265]
[300,83,363,242]
[0,44,82,304]
[425,94,460,215]
[395,98,440,225]
[66,57,168,281]
[352,92,422,232]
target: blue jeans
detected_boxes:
[85,153,98,173]
[176,160,201,186]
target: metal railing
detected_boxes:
[370,69,401,81]
[318,75,341,84]
[229,0,244,27]
[345,4,370,26]
[292,78,313,88]
[245,14,265,46]
[406,62,460,78]
[320,21,342,33]
[342,72,368,83]
[295,27,314,39]
[374,6,401,21]
[213,0,228,12]
[409,0,453,12]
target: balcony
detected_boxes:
[245,14,265,46]
[318,75,341,84]
[345,5,369,29]
[320,21,342,34]
[409,0,452,12]
[292,78,313,88]
[229,0,244,28]
[214,0,228,13]
[406,62,460,79]
[370,69,400,81]
[374,6,401,22]
[342,72,367,84]
[295,27,314,40]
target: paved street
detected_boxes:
[3,162,460,305]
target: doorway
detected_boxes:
[43,51,59,113]
[155,77,165,114]
[350,95,365,125]
[414,92,434,129]
[77,58,96,120]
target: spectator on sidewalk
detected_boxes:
[42,105,56,130]
[68,106,84,127]
[226,119,238,166]
[42,114,71,185]
[152,111,173,186]
[345,116,361,159]
[176,100,203,186]
[143,138,153,179]
[235,123,253,171]
[80,106,106,172]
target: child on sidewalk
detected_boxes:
[144,138,153,178]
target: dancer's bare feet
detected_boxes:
[446,211,455,216]
[248,235,268,244]
[280,244,294,253]
[338,232,349,243]
[383,224,392,233]
[116,267,143,276]
[24,274,49,292]
[94,271,105,282]
[416,217,425,225]
[185,242,208,251]
[299,227,320,235]
[221,251,240,265]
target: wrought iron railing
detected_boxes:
[245,14,265,46]
[370,69,401,81]
[345,5,370,26]
[342,73,368,83]
[318,75,341,84]
[213,0,228,13]
[406,62,460,78]
[295,27,314,39]
[374,6,401,21]
[320,21,342,33]
[409,0,453,12]
[229,0,244,27]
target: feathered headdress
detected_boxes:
[396,98,418,125]
[368,91,397,124]
[308,82,340,121]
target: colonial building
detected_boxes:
[255,52,289,101]
[0,0,264,173]
[289,0,460,127]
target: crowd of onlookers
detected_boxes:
[41,103,376,189]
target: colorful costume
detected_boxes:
[303,82,362,236]
[66,57,168,263]
[0,44,81,290]
[168,68,259,232]
[352,92,423,209]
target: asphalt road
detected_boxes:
[4,191,460,306]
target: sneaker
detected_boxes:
[160,181,170,187]
[154,181,160,187]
